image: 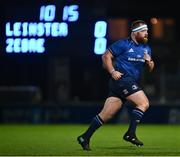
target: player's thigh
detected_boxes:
[99,96,123,116]
[126,90,149,110]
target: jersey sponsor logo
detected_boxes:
[128,57,145,62]
[128,48,134,52]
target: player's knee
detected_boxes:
[146,99,150,109]
[142,100,149,111]
[137,100,149,112]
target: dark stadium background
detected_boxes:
[1,1,180,156]
[0,0,180,124]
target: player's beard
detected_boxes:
[142,37,148,44]
[136,36,148,44]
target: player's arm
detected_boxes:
[144,52,155,72]
[102,50,123,80]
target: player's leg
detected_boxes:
[127,90,149,112]
[123,90,149,146]
[99,96,123,122]
[77,96,123,150]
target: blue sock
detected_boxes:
[83,115,104,139]
[128,108,144,134]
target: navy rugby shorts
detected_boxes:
[108,77,142,103]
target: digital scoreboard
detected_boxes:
[1,1,108,56]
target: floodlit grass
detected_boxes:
[0,124,180,156]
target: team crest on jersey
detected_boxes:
[132,85,138,90]
[144,49,148,53]
[128,48,134,52]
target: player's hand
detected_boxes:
[146,60,154,72]
[144,52,154,72]
[111,71,123,80]
[143,52,151,62]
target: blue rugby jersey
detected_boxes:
[108,38,152,82]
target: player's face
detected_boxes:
[135,30,148,44]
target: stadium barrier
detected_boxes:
[0,102,180,124]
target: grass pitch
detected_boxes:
[0,124,180,156]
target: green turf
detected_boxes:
[0,124,180,156]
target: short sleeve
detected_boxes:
[108,40,126,57]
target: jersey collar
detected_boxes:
[128,36,139,45]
